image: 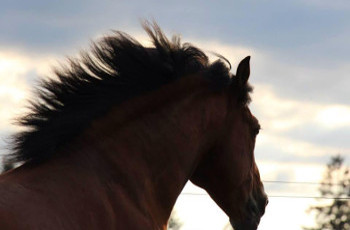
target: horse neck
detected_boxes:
[77,76,228,228]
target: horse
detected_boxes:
[0,23,267,230]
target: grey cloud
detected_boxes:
[255,144,339,165]
[281,123,350,149]
[1,0,349,57]
[0,0,347,107]
[252,56,350,105]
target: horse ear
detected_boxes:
[236,56,250,85]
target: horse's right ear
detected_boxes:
[235,56,250,86]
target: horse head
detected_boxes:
[190,56,268,230]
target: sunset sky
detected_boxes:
[1,1,350,229]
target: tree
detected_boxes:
[304,155,350,230]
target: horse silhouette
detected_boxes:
[0,23,267,230]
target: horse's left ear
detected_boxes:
[236,56,250,85]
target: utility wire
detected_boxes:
[180,193,350,200]
[262,180,344,186]
[268,195,350,200]
[180,180,350,199]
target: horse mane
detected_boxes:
[8,23,252,164]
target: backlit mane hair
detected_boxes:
[9,23,252,164]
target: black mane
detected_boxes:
[8,23,250,164]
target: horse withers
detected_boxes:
[0,23,267,229]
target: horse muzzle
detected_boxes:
[230,218,259,230]
[230,193,268,230]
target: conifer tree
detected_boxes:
[304,155,350,230]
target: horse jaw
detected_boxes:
[230,218,260,230]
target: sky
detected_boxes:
[0,1,350,229]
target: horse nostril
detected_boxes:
[265,197,269,206]
[247,194,268,217]
[258,196,268,215]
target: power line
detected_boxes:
[180,193,350,200]
[180,180,349,200]
[262,180,343,186]
[268,195,350,200]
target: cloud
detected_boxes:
[250,49,350,103]
[0,51,58,131]
[252,85,350,133]
[0,0,349,59]
[258,161,324,191]
[316,105,350,128]
[0,52,32,125]
[250,83,350,157]
[1,0,349,107]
